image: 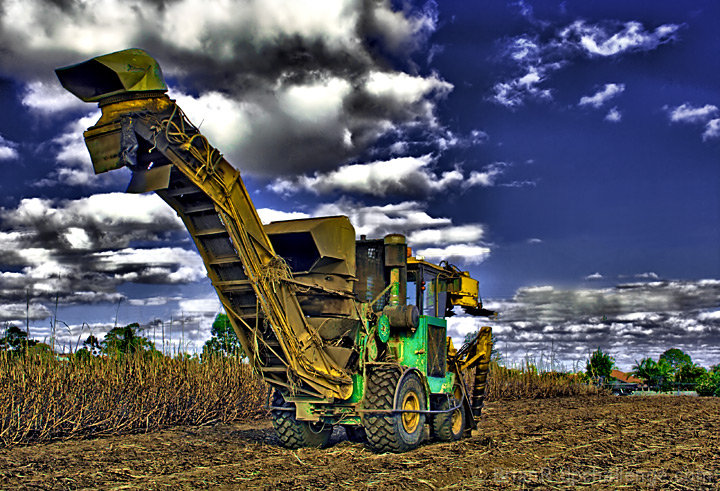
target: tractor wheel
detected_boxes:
[270,389,332,449]
[431,396,465,442]
[342,425,367,443]
[364,368,427,453]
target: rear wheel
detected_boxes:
[270,389,332,449]
[364,368,427,453]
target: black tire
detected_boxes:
[270,389,332,449]
[342,425,366,443]
[431,396,465,442]
[364,368,426,453]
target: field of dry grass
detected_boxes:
[1,353,601,447]
[485,361,604,401]
[0,351,266,446]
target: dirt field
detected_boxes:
[2,396,718,490]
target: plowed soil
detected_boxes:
[2,396,719,490]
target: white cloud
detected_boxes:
[635,272,659,280]
[527,238,542,244]
[585,272,603,280]
[1,0,139,56]
[669,103,718,124]
[314,199,451,238]
[492,66,552,107]
[666,103,720,141]
[507,37,539,61]
[170,90,252,158]
[257,208,311,224]
[365,71,453,107]
[616,312,662,323]
[93,247,206,284]
[269,158,508,197]
[466,163,506,187]
[0,302,52,322]
[127,297,174,307]
[270,155,468,197]
[408,225,485,246]
[561,20,681,57]
[3,193,182,238]
[493,21,679,109]
[0,134,19,161]
[64,227,93,250]
[579,83,625,108]
[280,77,352,123]
[605,107,622,123]
[416,243,490,265]
[368,0,437,54]
[699,310,720,321]
[21,80,89,115]
[703,119,720,141]
[178,297,222,314]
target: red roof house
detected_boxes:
[611,369,643,384]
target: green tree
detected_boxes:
[101,323,155,356]
[659,348,692,371]
[631,357,657,387]
[202,314,244,358]
[586,348,615,380]
[675,363,706,385]
[696,370,720,397]
[0,325,37,352]
[655,358,675,391]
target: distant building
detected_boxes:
[610,369,643,384]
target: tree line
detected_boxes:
[586,347,720,396]
[0,313,243,360]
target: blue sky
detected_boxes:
[0,0,718,370]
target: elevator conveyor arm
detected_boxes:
[57,49,352,399]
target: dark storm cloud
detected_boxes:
[0,193,205,313]
[448,280,720,370]
[1,0,455,177]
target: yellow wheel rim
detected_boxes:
[401,392,420,433]
[452,385,464,435]
[451,407,463,434]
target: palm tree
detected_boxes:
[631,357,657,390]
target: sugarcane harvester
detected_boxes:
[56,49,495,453]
